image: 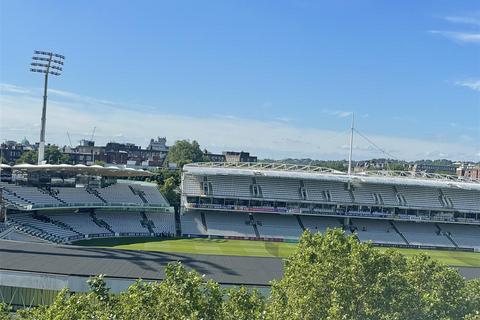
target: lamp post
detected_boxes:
[30,50,65,165]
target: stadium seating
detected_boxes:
[95,210,149,234]
[303,180,352,203]
[209,176,253,198]
[204,211,257,237]
[438,223,480,249]
[182,175,203,195]
[54,187,105,206]
[5,210,175,242]
[208,175,239,197]
[181,170,480,215]
[47,212,111,235]
[96,184,144,206]
[1,182,172,210]
[254,213,302,239]
[0,222,9,234]
[131,184,170,206]
[256,177,301,201]
[441,189,480,212]
[300,216,343,233]
[394,221,454,247]
[1,189,32,208]
[181,211,207,235]
[351,218,406,244]
[395,186,443,209]
[8,214,81,242]
[352,184,398,206]
[145,212,176,235]
[2,185,63,208]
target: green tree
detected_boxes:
[44,146,70,164]
[115,262,223,320]
[166,140,204,167]
[16,150,37,164]
[21,290,113,320]
[160,176,180,208]
[267,229,471,320]
[15,147,70,165]
[222,286,266,320]
[464,279,480,320]
[11,230,480,319]
[0,303,10,320]
[94,160,106,167]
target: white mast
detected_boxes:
[348,112,354,175]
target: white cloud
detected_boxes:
[444,16,480,26]
[1,83,479,161]
[0,83,31,94]
[321,108,352,118]
[455,79,480,91]
[429,30,480,44]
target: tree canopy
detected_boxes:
[7,229,480,319]
[166,140,204,167]
[268,229,477,320]
[16,147,69,165]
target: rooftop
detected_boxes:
[1,163,153,177]
[184,162,480,191]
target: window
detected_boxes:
[201,177,212,195]
[250,183,263,198]
[299,186,308,200]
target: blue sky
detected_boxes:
[0,0,479,161]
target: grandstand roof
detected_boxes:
[10,164,153,177]
[184,162,480,191]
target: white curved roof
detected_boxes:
[183,162,480,191]
[11,163,153,177]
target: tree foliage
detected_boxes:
[166,140,204,167]
[0,303,10,320]
[16,147,69,165]
[16,150,37,164]
[6,230,480,319]
[267,229,476,320]
[160,176,180,209]
[15,263,264,320]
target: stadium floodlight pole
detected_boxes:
[30,50,65,165]
[347,112,355,175]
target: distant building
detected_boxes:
[457,163,480,181]
[354,159,402,171]
[65,137,169,167]
[62,146,94,165]
[148,137,168,152]
[0,139,33,164]
[411,163,456,174]
[203,150,226,162]
[223,151,257,163]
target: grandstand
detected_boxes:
[0,165,175,243]
[1,161,479,250]
[181,162,480,250]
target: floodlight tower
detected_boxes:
[30,50,65,165]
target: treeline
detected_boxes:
[2,229,479,320]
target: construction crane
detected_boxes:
[90,126,96,141]
[66,132,73,148]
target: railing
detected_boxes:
[184,203,480,225]
[2,200,173,211]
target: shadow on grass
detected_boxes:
[263,241,280,257]
[73,236,232,248]
[72,236,176,247]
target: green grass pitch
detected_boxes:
[73,237,480,267]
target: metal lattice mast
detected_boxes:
[30,50,65,165]
[348,112,355,175]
